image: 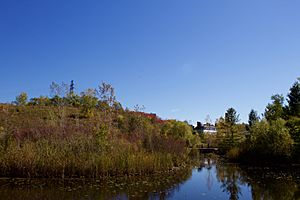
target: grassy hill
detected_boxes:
[0,103,199,178]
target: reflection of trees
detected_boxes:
[241,167,300,200]
[198,156,216,171]
[198,156,216,191]
[215,160,300,200]
[147,171,192,200]
[215,163,245,200]
[199,157,214,191]
[206,166,213,191]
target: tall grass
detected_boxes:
[0,136,180,178]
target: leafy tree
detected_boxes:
[98,82,116,107]
[264,94,285,121]
[225,108,239,125]
[287,79,300,117]
[161,120,199,147]
[286,117,300,160]
[14,92,28,106]
[248,109,259,127]
[127,113,153,135]
[286,117,300,142]
[247,119,293,159]
[80,88,98,118]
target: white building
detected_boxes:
[203,123,217,134]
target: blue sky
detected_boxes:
[0,0,299,124]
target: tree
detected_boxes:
[69,80,75,95]
[287,80,300,117]
[14,92,28,106]
[50,81,69,98]
[133,104,145,112]
[264,94,285,121]
[98,82,116,107]
[217,108,244,153]
[49,82,69,106]
[161,120,199,147]
[80,88,98,118]
[225,108,239,125]
[286,117,300,161]
[247,119,293,159]
[248,109,259,127]
[216,117,244,153]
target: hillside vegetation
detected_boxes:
[0,82,200,178]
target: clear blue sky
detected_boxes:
[0,0,299,124]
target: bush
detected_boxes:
[246,119,293,160]
[161,120,199,147]
[14,92,28,106]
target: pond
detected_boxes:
[1,156,300,200]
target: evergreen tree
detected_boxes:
[264,94,285,121]
[70,80,75,95]
[217,108,244,153]
[216,117,244,153]
[287,80,300,117]
[248,109,259,127]
[225,108,239,125]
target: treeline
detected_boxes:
[13,81,122,118]
[0,81,200,178]
[211,78,300,163]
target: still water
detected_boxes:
[1,156,300,200]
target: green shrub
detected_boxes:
[246,119,293,159]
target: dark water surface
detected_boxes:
[1,156,300,200]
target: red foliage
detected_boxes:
[131,111,166,124]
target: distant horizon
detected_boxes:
[1,0,299,124]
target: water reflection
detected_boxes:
[0,169,192,200]
[214,158,300,200]
[240,166,300,200]
[216,162,246,200]
[1,157,300,199]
